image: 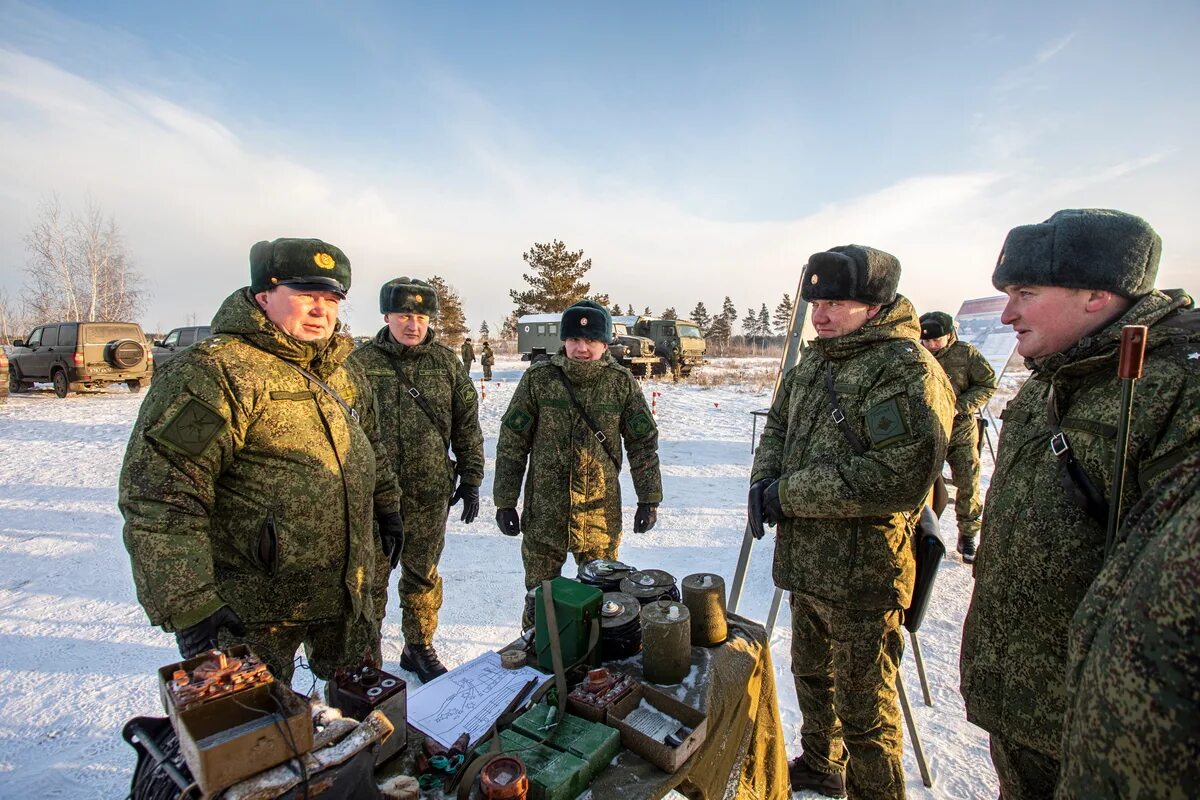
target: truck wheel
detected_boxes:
[52,369,70,398]
[127,379,145,394]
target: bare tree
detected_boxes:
[0,289,34,345]
[23,196,146,324]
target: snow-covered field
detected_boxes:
[0,357,998,798]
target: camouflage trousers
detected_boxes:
[218,613,378,684]
[520,535,619,627]
[372,501,449,647]
[989,734,1059,800]
[789,592,906,800]
[947,415,982,539]
[483,365,492,380]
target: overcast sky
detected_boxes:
[1,0,1198,336]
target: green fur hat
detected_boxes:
[800,245,900,306]
[919,311,954,339]
[250,238,351,297]
[379,277,439,315]
[992,209,1161,299]
[561,300,612,342]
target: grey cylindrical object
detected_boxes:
[641,601,691,685]
[682,573,728,647]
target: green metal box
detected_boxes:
[534,577,602,671]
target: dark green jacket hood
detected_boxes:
[370,324,437,357]
[211,288,352,377]
[809,295,922,361]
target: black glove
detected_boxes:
[747,478,774,540]
[176,605,246,659]
[496,507,521,537]
[763,480,785,526]
[377,511,405,569]
[633,503,657,533]
[449,482,480,524]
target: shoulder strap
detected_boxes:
[386,356,452,452]
[824,362,867,456]
[283,361,360,424]
[553,366,622,471]
[1046,385,1109,527]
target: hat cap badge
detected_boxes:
[414,294,423,304]
[810,274,819,285]
[580,316,588,326]
[313,252,336,270]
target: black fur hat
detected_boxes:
[560,300,612,342]
[919,311,954,339]
[380,277,439,315]
[800,245,900,305]
[992,209,1160,299]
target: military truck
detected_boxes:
[614,315,707,377]
[515,313,661,373]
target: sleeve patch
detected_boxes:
[865,398,909,448]
[627,411,656,439]
[458,384,478,404]
[503,407,532,433]
[157,397,227,456]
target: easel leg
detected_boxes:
[765,587,786,635]
[897,672,933,788]
[911,632,933,707]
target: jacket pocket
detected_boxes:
[257,514,279,577]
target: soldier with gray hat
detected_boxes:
[120,238,403,682]
[960,209,1200,798]
[749,245,955,799]
[348,278,485,683]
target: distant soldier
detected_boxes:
[669,340,683,382]
[481,341,495,381]
[493,300,662,624]
[1057,450,1200,799]
[348,278,484,682]
[120,238,403,682]
[960,209,1200,799]
[460,337,475,373]
[749,245,955,799]
[918,311,996,562]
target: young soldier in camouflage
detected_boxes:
[960,209,1200,799]
[493,300,662,618]
[481,341,495,380]
[120,238,403,682]
[749,246,955,799]
[1056,450,1200,799]
[918,310,997,562]
[460,337,475,374]
[348,278,485,682]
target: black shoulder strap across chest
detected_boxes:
[386,355,451,451]
[824,362,867,455]
[1046,384,1109,527]
[553,366,622,471]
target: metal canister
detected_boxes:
[641,600,692,685]
[481,755,528,799]
[681,572,728,647]
[619,569,680,604]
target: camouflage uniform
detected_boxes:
[669,342,682,382]
[1057,451,1200,799]
[751,296,955,800]
[347,326,484,646]
[460,340,475,372]
[493,351,662,590]
[960,290,1200,797]
[120,288,402,681]
[929,331,996,541]
[481,343,495,381]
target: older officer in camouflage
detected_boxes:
[120,238,404,682]
[749,246,955,799]
[348,278,484,682]
[960,209,1200,799]
[1056,450,1200,799]
[493,300,662,614]
[918,311,997,562]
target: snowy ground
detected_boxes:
[0,356,999,798]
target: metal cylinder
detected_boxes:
[641,601,691,685]
[681,573,728,647]
[481,755,528,799]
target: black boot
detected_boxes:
[958,534,978,564]
[789,757,847,798]
[400,643,449,683]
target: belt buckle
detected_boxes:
[408,387,421,398]
[1049,432,1069,457]
[594,430,607,443]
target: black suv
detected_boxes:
[152,325,212,371]
[9,321,153,397]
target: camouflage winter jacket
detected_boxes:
[1057,450,1200,799]
[348,327,485,510]
[751,296,955,610]
[481,347,495,367]
[931,332,997,417]
[119,288,401,631]
[961,289,1200,756]
[493,351,662,550]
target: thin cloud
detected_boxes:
[1036,33,1076,64]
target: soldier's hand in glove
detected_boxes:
[449,482,480,524]
[633,503,658,533]
[747,478,774,539]
[496,507,521,537]
[176,605,246,659]
[763,480,785,527]
[377,511,405,569]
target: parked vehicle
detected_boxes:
[0,348,8,403]
[8,321,153,397]
[615,315,708,377]
[515,313,563,362]
[152,325,212,371]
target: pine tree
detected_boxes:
[479,320,490,340]
[429,276,469,345]
[644,306,652,315]
[758,304,772,336]
[742,309,757,340]
[707,314,732,355]
[662,307,677,320]
[509,239,606,314]
[689,302,711,334]
[500,313,518,341]
[773,293,794,332]
[722,297,738,327]
[611,303,623,315]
